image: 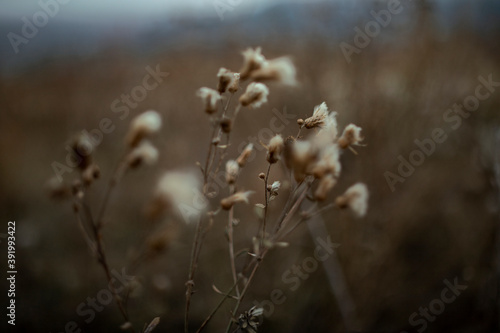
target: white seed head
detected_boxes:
[127,110,162,147]
[155,171,207,223]
[239,47,266,80]
[197,87,221,114]
[250,56,297,86]
[336,182,369,217]
[126,140,159,168]
[338,124,364,149]
[312,144,341,179]
[225,159,240,184]
[239,82,269,109]
[267,134,284,164]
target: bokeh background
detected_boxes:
[1,0,500,332]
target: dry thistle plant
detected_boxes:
[47,46,369,333]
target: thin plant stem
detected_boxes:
[262,163,272,239]
[227,185,240,297]
[185,215,204,333]
[196,278,241,333]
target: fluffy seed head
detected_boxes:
[197,87,221,114]
[126,140,159,168]
[217,68,240,93]
[225,160,240,184]
[239,47,266,80]
[239,82,269,108]
[317,112,339,142]
[336,183,369,217]
[152,171,207,222]
[266,134,284,164]
[237,143,254,168]
[228,73,240,93]
[291,140,316,182]
[304,102,329,129]
[127,110,162,148]
[312,144,341,179]
[314,174,337,201]
[338,124,363,149]
[221,191,254,210]
[250,57,297,85]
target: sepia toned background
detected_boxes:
[1,0,500,332]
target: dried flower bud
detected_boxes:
[225,160,239,184]
[82,164,100,185]
[71,133,94,170]
[266,134,284,164]
[126,140,159,168]
[239,82,269,109]
[228,73,240,93]
[304,102,329,129]
[239,47,266,80]
[220,117,232,133]
[237,306,263,333]
[314,174,337,201]
[237,143,254,168]
[126,110,162,148]
[221,191,254,210]
[336,183,369,217]
[217,68,233,93]
[258,172,266,179]
[197,87,221,114]
[297,119,304,126]
[338,124,364,149]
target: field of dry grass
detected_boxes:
[1,2,500,332]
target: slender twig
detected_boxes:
[96,159,127,229]
[196,278,241,333]
[227,185,240,297]
[224,253,267,333]
[185,215,204,333]
[262,163,272,239]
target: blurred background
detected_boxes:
[1,0,500,332]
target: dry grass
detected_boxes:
[1,5,500,333]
